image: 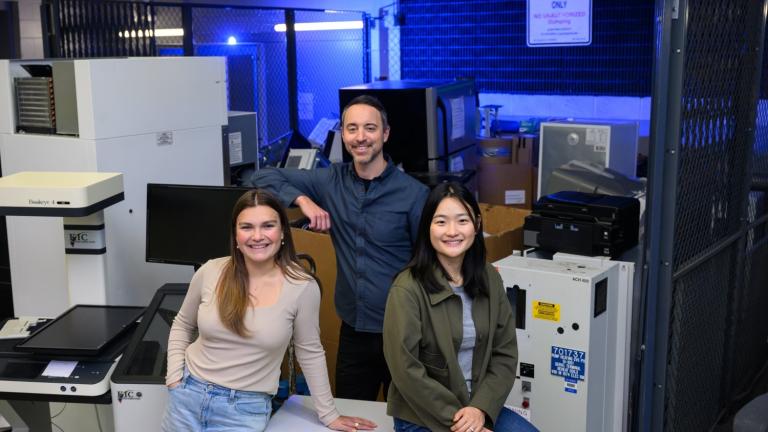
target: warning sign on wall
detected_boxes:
[527,0,592,47]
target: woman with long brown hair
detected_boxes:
[163,189,375,432]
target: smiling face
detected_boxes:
[429,197,478,266]
[235,205,283,265]
[341,103,389,169]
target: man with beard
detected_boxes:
[249,95,429,402]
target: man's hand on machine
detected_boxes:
[295,195,331,232]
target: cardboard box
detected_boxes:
[478,134,539,209]
[477,136,517,164]
[478,163,538,209]
[480,203,531,263]
[289,226,386,401]
[288,227,341,393]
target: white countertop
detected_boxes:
[266,395,393,431]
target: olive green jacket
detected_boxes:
[383,263,518,431]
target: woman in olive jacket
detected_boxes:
[383,182,538,432]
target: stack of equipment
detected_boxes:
[523,191,640,258]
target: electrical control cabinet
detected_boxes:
[495,254,633,432]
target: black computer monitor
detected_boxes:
[259,131,312,168]
[145,184,252,267]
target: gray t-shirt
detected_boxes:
[452,285,476,394]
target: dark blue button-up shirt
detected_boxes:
[250,159,429,333]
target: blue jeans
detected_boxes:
[161,368,273,432]
[394,407,539,432]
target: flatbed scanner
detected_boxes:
[524,191,640,258]
[0,305,143,399]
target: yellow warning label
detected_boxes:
[533,301,560,321]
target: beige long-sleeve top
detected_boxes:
[166,257,340,426]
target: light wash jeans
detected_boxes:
[161,368,272,432]
[394,407,539,432]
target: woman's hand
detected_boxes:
[327,415,377,431]
[167,380,181,389]
[451,406,485,432]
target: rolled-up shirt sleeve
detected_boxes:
[293,280,340,426]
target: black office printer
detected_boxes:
[523,191,640,258]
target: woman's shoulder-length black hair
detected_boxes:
[405,181,488,298]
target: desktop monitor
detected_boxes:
[259,131,312,168]
[145,184,252,267]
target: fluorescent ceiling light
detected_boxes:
[155,28,184,37]
[119,28,184,38]
[273,21,363,32]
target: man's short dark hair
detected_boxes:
[341,95,389,130]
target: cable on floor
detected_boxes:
[51,403,67,419]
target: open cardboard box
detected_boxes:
[480,203,531,263]
[283,225,341,393]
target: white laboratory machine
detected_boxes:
[495,254,634,432]
[110,284,187,432]
[0,171,123,305]
[0,57,229,316]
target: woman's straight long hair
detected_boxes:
[217,189,313,337]
[405,181,488,298]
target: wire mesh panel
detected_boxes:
[728,193,768,398]
[722,15,768,410]
[398,0,654,95]
[755,26,768,177]
[294,10,366,139]
[154,6,183,55]
[51,0,156,57]
[756,100,768,176]
[664,246,735,431]
[190,7,289,147]
[382,4,402,80]
[655,0,767,429]
[672,0,763,272]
